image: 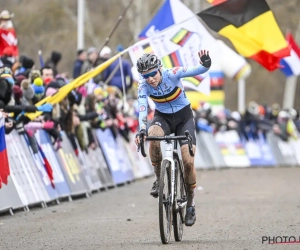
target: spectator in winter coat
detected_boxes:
[81,47,106,84]
[102,45,133,94]
[15,56,34,78]
[73,49,87,79]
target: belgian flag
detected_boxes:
[206,0,226,5]
[198,0,290,71]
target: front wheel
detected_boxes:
[173,159,186,241]
[159,160,172,244]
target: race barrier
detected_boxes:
[0,128,153,214]
[1,127,299,215]
[161,130,300,170]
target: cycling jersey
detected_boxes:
[138,65,209,129]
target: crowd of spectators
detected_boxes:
[0,10,140,156]
[195,101,300,142]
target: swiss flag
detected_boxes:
[0,28,19,57]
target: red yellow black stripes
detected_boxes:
[206,0,227,5]
[161,51,183,68]
[149,86,182,103]
[171,28,193,47]
[198,0,290,71]
[142,43,153,54]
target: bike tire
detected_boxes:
[173,159,186,241]
[159,160,172,244]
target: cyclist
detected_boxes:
[134,50,211,226]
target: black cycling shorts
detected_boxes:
[149,104,196,146]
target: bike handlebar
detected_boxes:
[137,130,194,157]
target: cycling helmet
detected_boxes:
[136,53,161,73]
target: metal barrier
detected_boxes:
[1,126,300,215]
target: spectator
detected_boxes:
[102,45,133,94]
[15,56,35,78]
[0,47,16,69]
[41,66,54,85]
[45,51,62,77]
[99,46,112,61]
[21,79,35,105]
[73,49,87,79]
[81,47,105,84]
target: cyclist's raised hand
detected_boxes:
[135,129,147,146]
[198,50,211,68]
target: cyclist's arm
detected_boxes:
[168,65,209,80]
[138,83,148,130]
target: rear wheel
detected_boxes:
[173,159,186,241]
[159,160,172,244]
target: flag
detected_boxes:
[198,0,290,71]
[138,0,193,39]
[0,27,18,57]
[0,115,10,188]
[132,20,212,96]
[280,32,300,77]
[37,143,55,188]
[134,0,251,111]
[207,0,227,5]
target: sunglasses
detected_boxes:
[141,69,158,79]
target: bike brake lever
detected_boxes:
[187,134,194,157]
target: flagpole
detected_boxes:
[119,56,127,104]
[283,76,297,109]
[238,79,246,113]
[282,20,300,109]
[77,0,85,49]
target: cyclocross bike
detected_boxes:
[138,130,194,244]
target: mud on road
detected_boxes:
[1,167,300,250]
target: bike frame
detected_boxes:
[163,139,176,207]
[139,130,194,208]
[165,141,188,214]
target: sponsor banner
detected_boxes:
[87,142,114,188]
[0,176,23,213]
[215,130,251,167]
[267,132,298,166]
[55,132,89,196]
[7,131,44,206]
[198,132,227,168]
[243,133,276,166]
[75,139,103,191]
[35,130,71,197]
[19,134,52,203]
[95,129,134,185]
[124,134,153,179]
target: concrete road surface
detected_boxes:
[1,167,300,250]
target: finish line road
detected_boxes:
[1,167,300,250]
